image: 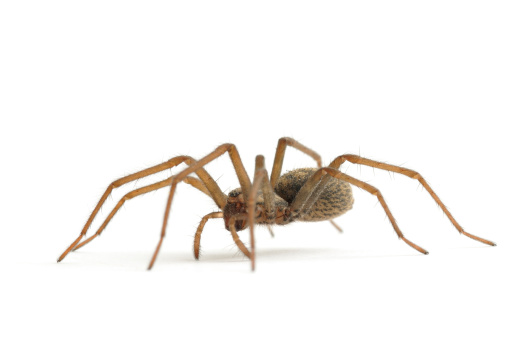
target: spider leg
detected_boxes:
[70,177,211,252]
[252,155,276,224]
[196,214,252,262]
[193,211,223,260]
[58,155,226,263]
[270,137,340,232]
[58,156,188,262]
[329,220,343,233]
[245,155,276,271]
[270,137,322,187]
[291,168,428,254]
[194,156,275,269]
[228,215,252,259]
[329,155,496,247]
[148,144,251,270]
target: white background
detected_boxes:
[1,1,505,337]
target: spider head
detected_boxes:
[223,188,248,232]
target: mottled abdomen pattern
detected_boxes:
[274,168,354,222]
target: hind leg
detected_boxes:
[270,137,343,232]
[329,155,495,247]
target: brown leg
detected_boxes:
[149,144,251,270]
[329,155,496,247]
[253,155,276,223]
[57,153,228,263]
[69,177,212,253]
[58,156,187,262]
[228,215,251,259]
[293,168,428,254]
[245,155,277,271]
[193,211,223,260]
[288,167,331,217]
[270,138,341,232]
[329,220,343,233]
[270,137,322,188]
[183,176,213,199]
[193,156,277,265]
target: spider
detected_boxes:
[58,137,495,270]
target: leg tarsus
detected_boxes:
[462,231,496,246]
[57,235,83,262]
[401,237,429,255]
[148,237,164,270]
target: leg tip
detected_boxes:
[57,253,66,262]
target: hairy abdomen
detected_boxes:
[274,168,354,222]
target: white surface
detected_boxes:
[1,1,505,337]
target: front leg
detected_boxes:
[193,211,224,260]
[150,144,251,270]
[228,215,251,259]
[58,155,225,263]
[245,155,277,271]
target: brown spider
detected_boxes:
[58,137,495,270]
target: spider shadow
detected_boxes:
[256,246,425,262]
[197,244,426,265]
[58,241,490,269]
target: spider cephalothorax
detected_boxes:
[223,187,290,231]
[223,189,250,231]
[58,137,495,271]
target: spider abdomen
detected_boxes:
[274,168,354,222]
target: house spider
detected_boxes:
[58,137,495,270]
